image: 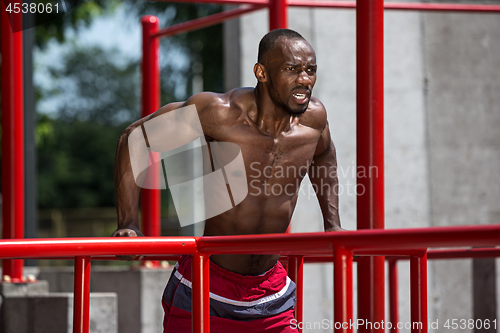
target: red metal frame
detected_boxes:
[269,0,287,30]
[141,16,162,245]
[1,225,500,333]
[334,246,353,333]
[152,0,500,12]
[289,1,500,12]
[356,0,385,331]
[388,259,399,333]
[73,256,91,333]
[385,247,500,331]
[154,5,265,38]
[2,0,500,331]
[410,254,427,333]
[192,253,210,333]
[142,0,500,249]
[287,255,304,331]
[1,0,25,283]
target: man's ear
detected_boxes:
[254,63,267,83]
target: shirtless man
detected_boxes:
[113,29,342,332]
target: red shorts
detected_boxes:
[162,255,298,333]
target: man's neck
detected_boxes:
[253,85,292,138]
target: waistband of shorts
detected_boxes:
[178,255,285,286]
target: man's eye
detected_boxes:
[307,68,316,74]
[286,67,294,71]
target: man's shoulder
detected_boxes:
[187,88,254,112]
[301,96,328,131]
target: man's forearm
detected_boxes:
[114,126,142,231]
[309,141,342,231]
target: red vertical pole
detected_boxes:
[192,252,210,333]
[269,0,288,30]
[272,0,288,236]
[288,255,304,330]
[356,0,385,331]
[410,253,428,333]
[1,0,25,283]
[388,259,400,333]
[141,16,161,244]
[333,247,353,333]
[73,256,91,333]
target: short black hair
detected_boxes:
[258,29,305,64]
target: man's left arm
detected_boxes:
[309,123,343,232]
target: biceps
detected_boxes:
[314,124,332,156]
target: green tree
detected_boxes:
[127,1,224,101]
[35,1,224,211]
[37,45,139,209]
[34,0,120,49]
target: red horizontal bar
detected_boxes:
[288,0,355,9]
[153,5,265,38]
[154,0,268,5]
[426,247,500,260]
[7,247,500,262]
[0,226,500,260]
[0,237,198,259]
[384,2,500,13]
[151,0,500,12]
[288,1,500,13]
[197,225,500,254]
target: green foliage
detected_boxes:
[35,2,224,211]
[37,115,126,209]
[42,45,140,125]
[128,1,224,101]
[37,45,137,209]
[34,0,119,49]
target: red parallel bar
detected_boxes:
[333,247,353,333]
[427,247,500,259]
[410,253,428,333]
[0,227,500,259]
[288,256,304,330]
[192,253,210,333]
[356,0,385,331]
[52,247,500,262]
[141,16,161,244]
[73,256,91,333]
[269,0,287,30]
[0,237,197,259]
[154,0,268,5]
[288,0,500,13]
[154,5,265,38]
[1,0,25,282]
[388,259,399,333]
[384,247,500,262]
[384,2,500,13]
[197,225,500,254]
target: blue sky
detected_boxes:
[34,5,142,115]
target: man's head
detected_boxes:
[254,29,317,116]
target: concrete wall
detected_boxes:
[37,266,172,333]
[422,3,500,331]
[225,1,499,332]
[0,280,117,333]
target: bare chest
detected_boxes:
[211,122,321,181]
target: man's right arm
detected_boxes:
[112,101,184,238]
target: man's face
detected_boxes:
[265,38,317,116]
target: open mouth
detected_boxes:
[292,92,309,104]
